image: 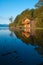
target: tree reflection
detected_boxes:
[10,32,14,37]
[35,46,43,57]
[9,28,43,57]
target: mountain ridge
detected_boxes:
[0,24,8,27]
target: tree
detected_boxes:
[35,0,43,7]
[9,16,13,22]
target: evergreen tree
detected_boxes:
[35,0,43,7]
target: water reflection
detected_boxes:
[10,32,14,37]
[10,28,43,57]
[0,28,43,65]
[35,46,43,57]
[22,31,30,38]
[1,50,17,56]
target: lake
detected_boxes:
[0,27,43,65]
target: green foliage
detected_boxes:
[35,0,43,7]
[9,16,13,22]
[9,5,43,28]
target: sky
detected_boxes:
[0,0,38,24]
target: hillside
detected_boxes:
[9,6,43,28]
[9,0,43,28]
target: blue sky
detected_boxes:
[0,0,38,24]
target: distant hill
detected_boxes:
[0,24,8,27]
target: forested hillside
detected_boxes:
[9,0,43,28]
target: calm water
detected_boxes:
[0,27,43,65]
